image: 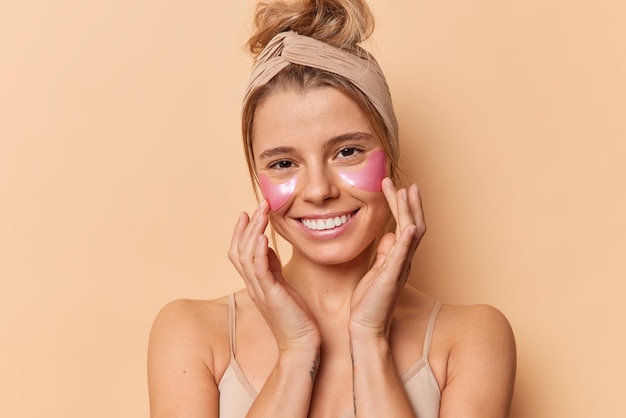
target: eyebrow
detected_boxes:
[257,132,374,160]
[257,146,296,160]
[325,132,374,149]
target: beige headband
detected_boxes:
[242,30,399,160]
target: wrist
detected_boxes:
[349,334,396,384]
[277,345,320,369]
[276,346,321,382]
[349,333,391,357]
[276,333,321,354]
[348,325,390,345]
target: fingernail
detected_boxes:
[401,189,408,201]
[383,177,393,188]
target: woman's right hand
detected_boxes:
[228,200,321,352]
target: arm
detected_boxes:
[245,347,320,417]
[439,305,517,418]
[350,336,416,417]
[229,201,322,417]
[147,300,218,418]
[348,180,425,417]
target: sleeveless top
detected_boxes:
[218,294,442,418]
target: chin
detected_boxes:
[292,240,376,267]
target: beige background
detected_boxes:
[1,0,624,417]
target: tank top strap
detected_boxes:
[227,293,237,359]
[422,301,443,360]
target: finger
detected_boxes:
[399,224,420,281]
[408,184,427,241]
[377,224,417,285]
[238,200,269,253]
[228,211,250,275]
[253,234,282,295]
[267,247,285,284]
[239,233,269,299]
[381,177,399,232]
[236,201,270,299]
[357,231,395,294]
[356,225,417,315]
[238,200,269,262]
[395,187,415,238]
[365,225,415,291]
[371,232,395,269]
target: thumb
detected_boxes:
[372,232,395,268]
[267,246,285,283]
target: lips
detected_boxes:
[299,211,356,231]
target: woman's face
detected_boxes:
[251,87,390,267]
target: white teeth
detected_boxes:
[302,213,352,231]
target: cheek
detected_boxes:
[338,149,388,192]
[258,174,298,211]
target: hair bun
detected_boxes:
[248,0,374,57]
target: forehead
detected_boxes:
[251,87,376,155]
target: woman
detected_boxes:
[148,1,516,417]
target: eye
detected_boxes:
[337,147,361,158]
[269,160,295,170]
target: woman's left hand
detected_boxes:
[348,178,426,340]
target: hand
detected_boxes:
[228,200,321,352]
[349,179,426,340]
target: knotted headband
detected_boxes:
[242,30,399,160]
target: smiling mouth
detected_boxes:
[300,211,357,231]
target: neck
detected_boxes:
[283,245,374,315]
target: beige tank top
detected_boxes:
[218,293,442,418]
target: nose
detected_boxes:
[299,163,340,204]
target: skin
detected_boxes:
[259,149,387,211]
[147,87,516,417]
[338,149,388,192]
[258,173,298,211]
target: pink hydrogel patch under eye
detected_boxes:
[258,174,298,211]
[338,149,388,192]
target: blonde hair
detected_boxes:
[248,0,374,57]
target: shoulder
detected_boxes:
[148,297,234,416]
[439,303,516,354]
[148,296,232,378]
[436,303,517,417]
[150,297,230,344]
[397,288,515,350]
[151,297,230,332]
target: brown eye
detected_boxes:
[269,160,294,169]
[338,147,358,158]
